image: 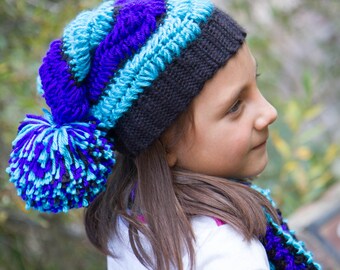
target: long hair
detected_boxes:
[84,109,279,270]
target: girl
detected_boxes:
[7,0,321,269]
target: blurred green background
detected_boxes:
[0,0,339,269]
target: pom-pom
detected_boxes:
[7,109,115,213]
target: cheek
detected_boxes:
[216,125,250,154]
[216,137,248,166]
[195,130,248,167]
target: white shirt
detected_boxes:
[107,215,270,269]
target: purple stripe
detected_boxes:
[17,117,46,133]
[86,0,166,102]
[264,224,307,269]
[39,40,90,124]
[16,127,43,151]
[25,114,50,123]
[38,0,166,123]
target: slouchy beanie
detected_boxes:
[7,0,246,213]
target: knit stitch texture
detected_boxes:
[7,0,246,212]
[252,186,322,270]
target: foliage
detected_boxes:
[0,209,106,270]
[261,72,340,215]
[233,0,340,215]
[0,0,105,269]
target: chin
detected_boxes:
[246,156,268,178]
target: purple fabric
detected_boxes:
[264,223,307,270]
[39,40,90,124]
[38,0,166,124]
[8,113,115,213]
[130,182,137,202]
[86,0,166,102]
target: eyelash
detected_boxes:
[226,73,260,115]
[227,99,242,114]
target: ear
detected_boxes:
[160,130,178,168]
[165,150,177,168]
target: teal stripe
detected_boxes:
[265,212,322,269]
[62,0,116,82]
[36,76,44,96]
[253,185,322,270]
[251,184,277,208]
[91,0,214,129]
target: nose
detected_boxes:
[254,94,277,130]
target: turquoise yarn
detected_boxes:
[62,0,116,82]
[7,109,115,213]
[91,0,214,129]
[252,185,322,270]
[9,0,248,212]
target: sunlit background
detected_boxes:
[1,0,339,269]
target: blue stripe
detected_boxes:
[85,0,166,103]
[62,0,116,82]
[91,0,214,129]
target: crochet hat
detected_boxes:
[7,0,246,213]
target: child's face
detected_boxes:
[167,43,278,179]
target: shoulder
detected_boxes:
[107,215,270,270]
[191,216,270,270]
[107,216,151,270]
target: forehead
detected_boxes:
[190,43,256,111]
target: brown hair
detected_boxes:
[84,109,279,270]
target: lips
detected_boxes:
[252,140,267,150]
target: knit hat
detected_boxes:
[7,0,246,213]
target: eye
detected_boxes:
[227,100,242,114]
[256,73,261,80]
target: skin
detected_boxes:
[165,43,278,179]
